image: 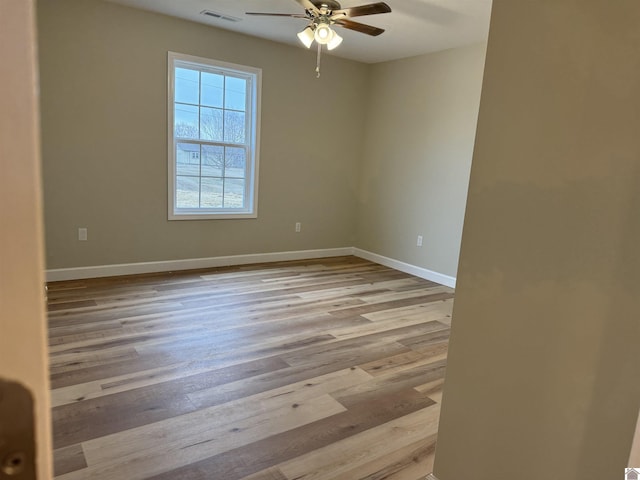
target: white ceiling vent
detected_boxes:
[200,10,241,22]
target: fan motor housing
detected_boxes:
[311,0,342,11]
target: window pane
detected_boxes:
[224,178,245,208]
[224,110,245,143]
[175,104,199,139]
[225,76,247,111]
[200,107,223,141]
[201,72,224,108]
[175,68,199,105]
[170,54,260,218]
[176,176,200,208]
[225,147,246,178]
[201,177,223,208]
[202,145,224,177]
[176,143,200,176]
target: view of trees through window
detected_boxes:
[174,66,249,209]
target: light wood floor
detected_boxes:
[47,256,454,480]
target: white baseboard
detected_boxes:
[46,246,457,287]
[45,247,354,282]
[353,248,456,288]
[426,474,440,480]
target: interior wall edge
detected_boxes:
[630,408,640,466]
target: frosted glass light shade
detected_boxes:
[314,24,333,45]
[327,30,343,50]
[297,26,315,48]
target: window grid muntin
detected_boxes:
[174,139,250,210]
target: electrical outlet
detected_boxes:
[417,235,423,247]
[78,228,88,241]
[295,222,301,233]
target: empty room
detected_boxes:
[2,1,639,480]
[35,0,487,478]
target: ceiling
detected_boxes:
[102,0,493,64]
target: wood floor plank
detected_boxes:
[49,321,124,344]
[328,291,455,319]
[317,435,437,480]
[49,348,140,377]
[356,285,452,304]
[83,367,371,465]
[414,378,446,403]
[48,257,453,480]
[52,356,290,447]
[398,328,452,351]
[177,278,391,310]
[186,365,372,411]
[277,405,441,480]
[49,312,368,390]
[361,349,423,374]
[332,359,448,408]
[362,298,454,322]
[48,299,98,311]
[238,468,289,480]
[52,444,87,477]
[294,278,419,301]
[327,313,449,342]
[146,389,435,480]
[48,303,187,331]
[279,321,447,368]
[69,395,346,480]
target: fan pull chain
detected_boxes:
[316,43,322,78]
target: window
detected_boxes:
[168,52,261,219]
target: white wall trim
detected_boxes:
[426,475,441,480]
[353,248,456,288]
[46,247,354,282]
[46,246,457,286]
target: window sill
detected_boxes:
[169,212,258,221]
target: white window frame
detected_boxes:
[168,52,261,220]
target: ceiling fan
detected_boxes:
[246,0,392,52]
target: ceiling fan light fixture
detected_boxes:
[247,1,392,75]
[327,30,343,50]
[314,23,334,45]
[297,25,315,48]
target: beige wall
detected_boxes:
[38,0,487,276]
[0,0,52,476]
[356,44,486,278]
[434,1,640,479]
[38,0,368,269]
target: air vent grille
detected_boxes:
[200,10,241,22]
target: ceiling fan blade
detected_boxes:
[331,2,391,18]
[245,12,308,18]
[294,0,320,14]
[334,18,385,36]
